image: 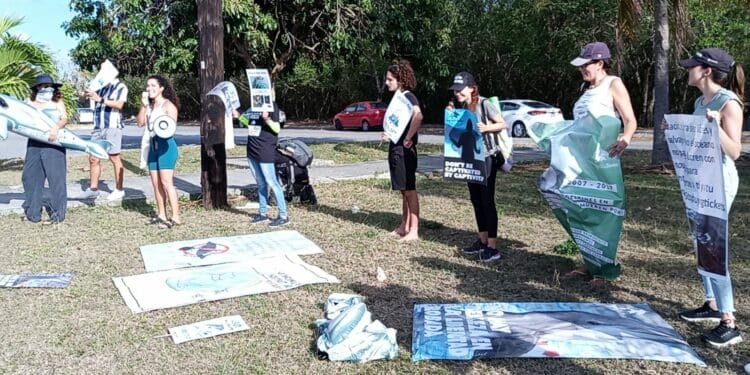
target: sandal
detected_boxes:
[148,216,167,225]
[168,219,182,226]
[590,276,610,287]
[157,220,173,229]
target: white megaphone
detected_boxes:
[149,115,176,138]
[88,59,119,92]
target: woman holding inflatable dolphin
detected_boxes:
[136,75,181,229]
[22,74,69,224]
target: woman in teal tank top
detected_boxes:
[22,74,68,224]
[675,48,745,348]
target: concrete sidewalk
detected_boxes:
[0,150,547,215]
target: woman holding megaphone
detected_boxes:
[136,75,181,229]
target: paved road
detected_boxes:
[1,124,747,160]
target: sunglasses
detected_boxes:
[578,60,600,68]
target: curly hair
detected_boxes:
[387,59,417,91]
[147,75,181,110]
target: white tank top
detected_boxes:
[147,100,169,127]
[572,75,619,120]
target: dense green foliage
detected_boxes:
[64,0,749,123]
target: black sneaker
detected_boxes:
[702,321,743,348]
[462,240,484,255]
[679,302,721,322]
[479,247,502,262]
[269,216,290,227]
[250,214,269,224]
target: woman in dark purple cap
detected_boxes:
[566,42,638,285]
[675,48,745,348]
[22,73,68,224]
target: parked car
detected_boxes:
[233,107,286,128]
[333,101,388,131]
[499,100,564,137]
[76,108,94,124]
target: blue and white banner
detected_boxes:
[0,273,73,288]
[383,90,413,144]
[412,302,705,366]
[114,254,339,313]
[140,230,323,272]
[443,109,487,185]
[665,114,729,279]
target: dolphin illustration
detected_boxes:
[0,94,111,159]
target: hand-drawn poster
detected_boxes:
[412,302,705,366]
[443,109,487,185]
[168,315,249,344]
[246,69,273,112]
[383,90,414,144]
[113,255,339,313]
[665,114,729,279]
[139,230,323,272]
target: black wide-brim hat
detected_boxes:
[33,73,63,89]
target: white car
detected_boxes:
[499,100,564,137]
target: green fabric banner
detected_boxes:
[527,111,625,280]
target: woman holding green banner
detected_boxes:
[449,72,508,262]
[563,42,638,285]
[675,48,745,348]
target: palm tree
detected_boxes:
[617,0,688,165]
[0,16,57,99]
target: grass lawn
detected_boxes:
[0,142,444,187]
[0,152,748,374]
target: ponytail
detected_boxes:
[727,63,745,102]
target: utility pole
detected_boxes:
[198,0,228,208]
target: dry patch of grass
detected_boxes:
[0,154,748,374]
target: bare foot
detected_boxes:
[564,265,590,279]
[390,227,406,237]
[399,231,419,242]
[589,277,610,287]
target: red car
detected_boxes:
[333,101,388,131]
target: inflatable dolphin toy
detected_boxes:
[0,94,111,159]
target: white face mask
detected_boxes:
[36,87,54,102]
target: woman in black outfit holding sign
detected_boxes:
[383,59,423,242]
[449,71,508,262]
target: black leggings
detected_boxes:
[468,155,501,238]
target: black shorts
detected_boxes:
[389,144,417,190]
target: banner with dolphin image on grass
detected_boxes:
[526,109,625,280]
[665,114,729,279]
[140,230,323,272]
[114,254,339,313]
[411,302,705,366]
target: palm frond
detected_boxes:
[0,16,23,37]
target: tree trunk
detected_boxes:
[651,0,671,165]
[198,0,228,208]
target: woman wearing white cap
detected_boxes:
[566,42,638,285]
[674,48,745,348]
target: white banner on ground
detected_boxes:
[246,69,274,112]
[114,254,339,313]
[665,114,728,279]
[0,273,73,288]
[383,90,414,144]
[140,230,323,272]
[168,315,249,344]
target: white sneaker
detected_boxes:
[107,189,125,201]
[81,188,100,199]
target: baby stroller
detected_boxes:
[275,138,317,204]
